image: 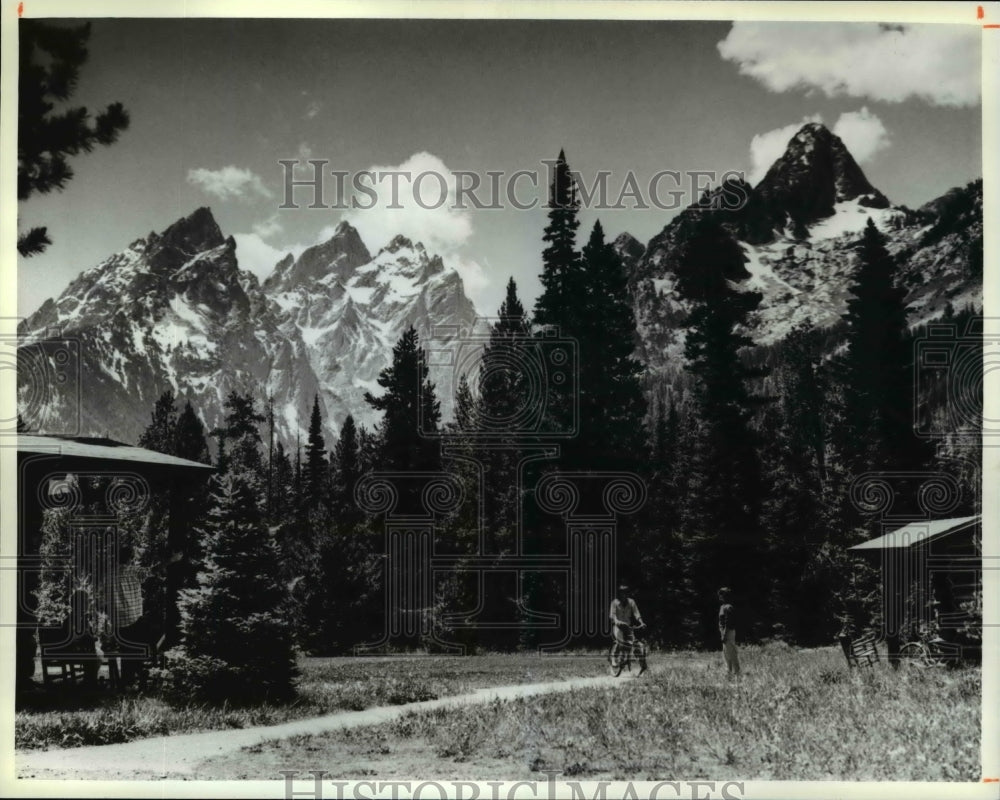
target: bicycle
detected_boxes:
[898,634,958,668]
[608,622,647,676]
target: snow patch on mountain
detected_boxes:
[740,244,800,298]
[807,199,904,241]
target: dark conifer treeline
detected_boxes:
[132,152,980,659]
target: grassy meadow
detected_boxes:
[198,644,981,782]
[15,652,607,750]
[16,644,981,781]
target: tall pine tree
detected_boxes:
[445,374,481,546]
[478,278,533,552]
[135,392,212,645]
[175,401,211,464]
[759,322,834,643]
[161,472,298,703]
[836,218,929,476]
[332,414,362,527]
[534,150,581,331]
[675,213,768,644]
[304,395,328,508]
[270,441,294,522]
[533,151,583,444]
[452,374,478,434]
[647,390,680,525]
[639,389,686,645]
[266,395,276,520]
[480,278,532,433]
[355,428,379,484]
[137,390,178,453]
[362,327,442,647]
[215,391,267,491]
[365,326,442,473]
[575,220,647,470]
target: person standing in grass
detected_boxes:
[718,587,740,676]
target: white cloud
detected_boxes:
[718,22,980,107]
[314,222,346,245]
[305,101,322,119]
[342,151,475,256]
[450,256,490,314]
[748,108,891,185]
[187,166,272,201]
[232,233,289,281]
[749,114,823,185]
[832,107,890,164]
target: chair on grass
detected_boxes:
[37,624,100,686]
[839,633,880,668]
[37,589,103,687]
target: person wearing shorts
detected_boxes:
[718,587,741,676]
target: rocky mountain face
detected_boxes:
[262,223,476,440]
[18,209,476,447]
[624,123,982,371]
[18,122,980,446]
[746,122,890,241]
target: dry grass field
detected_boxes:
[16,644,981,782]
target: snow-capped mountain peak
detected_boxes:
[626,126,981,369]
[382,233,418,253]
[263,220,371,294]
[747,122,890,242]
[157,206,226,256]
[19,208,476,446]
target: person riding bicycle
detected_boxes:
[609,584,645,663]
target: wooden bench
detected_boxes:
[839,633,880,668]
[37,626,101,686]
[40,658,89,685]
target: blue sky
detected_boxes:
[17,18,983,318]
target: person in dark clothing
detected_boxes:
[718,587,740,676]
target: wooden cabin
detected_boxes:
[16,434,214,689]
[849,515,981,660]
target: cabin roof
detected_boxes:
[18,434,214,471]
[849,515,980,551]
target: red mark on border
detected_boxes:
[978,5,985,19]
[985,24,1000,27]
[984,777,999,782]
[18,1,23,17]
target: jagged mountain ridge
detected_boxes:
[18,209,477,447]
[622,123,982,371]
[18,122,980,445]
[264,223,476,440]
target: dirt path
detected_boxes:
[17,670,651,780]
